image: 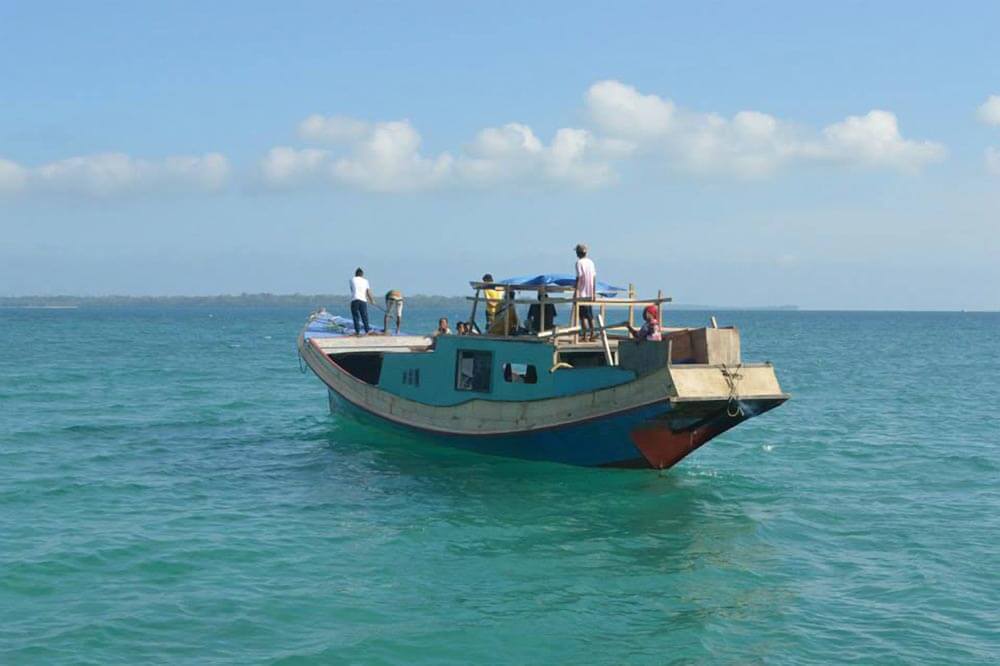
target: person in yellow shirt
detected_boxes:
[488,288,519,336]
[482,273,503,330]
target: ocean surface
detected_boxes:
[1,306,998,664]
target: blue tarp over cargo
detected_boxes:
[496,274,625,297]
[303,311,384,339]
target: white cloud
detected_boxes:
[259,81,946,192]
[262,121,454,192]
[584,80,944,176]
[986,147,1000,176]
[466,123,543,159]
[1,82,956,199]
[262,117,616,191]
[332,120,453,192]
[298,114,370,143]
[162,153,230,190]
[587,80,675,139]
[542,128,616,187]
[0,152,231,197]
[975,96,1000,176]
[666,109,803,177]
[977,95,1000,126]
[819,110,945,171]
[259,147,331,187]
[456,123,614,188]
[452,123,540,185]
[0,158,28,193]
[263,119,456,192]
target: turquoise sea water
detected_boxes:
[2,306,998,664]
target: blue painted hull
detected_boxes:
[299,330,787,469]
[329,389,661,467]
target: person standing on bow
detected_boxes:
[349,267,375,335]
[383,288,404,335]
[573,243,597,342]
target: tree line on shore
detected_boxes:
[0,293,470,309]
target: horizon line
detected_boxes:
[1,293,997,313]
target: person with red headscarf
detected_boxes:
[628,305,662,342]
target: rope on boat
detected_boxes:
[297,347,307,374]
[721,363,744,418]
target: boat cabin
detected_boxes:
[304,275,743,406]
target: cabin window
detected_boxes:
[502,362,538,384]
[559,350,608,368]
[456,350,492,392]
[402,368,420,386]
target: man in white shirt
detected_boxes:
[573,243,597,342]
[349,267,375,335]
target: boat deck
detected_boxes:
[305,326,706,357]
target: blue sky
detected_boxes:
[2,1,998,309]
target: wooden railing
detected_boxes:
[465,281,671,340]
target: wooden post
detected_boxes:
[570,290,579,345]
[470,288,481,331]
[657,289,663,326]
[628,283,635,328]
[503,291,510,337]
[538,289,546,335]
[597,313,613,366]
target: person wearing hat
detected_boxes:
[481,273,503,331]
[628,305,663,342]
[383,289,404,335]
[573,243,597,341]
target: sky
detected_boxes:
[1,1,999,309]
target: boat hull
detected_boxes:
[325,386,784,469]
[298,330,787,469]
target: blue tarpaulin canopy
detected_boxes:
[303,311,385,339]
[496,274,625,297]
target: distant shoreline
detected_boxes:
[0,293,799,311]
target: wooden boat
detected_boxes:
[297,276,788,469]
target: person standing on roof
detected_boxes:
[573,243,597,342]
[384,288,403,335]
[349,267,375,335]
[482,273,503,331]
